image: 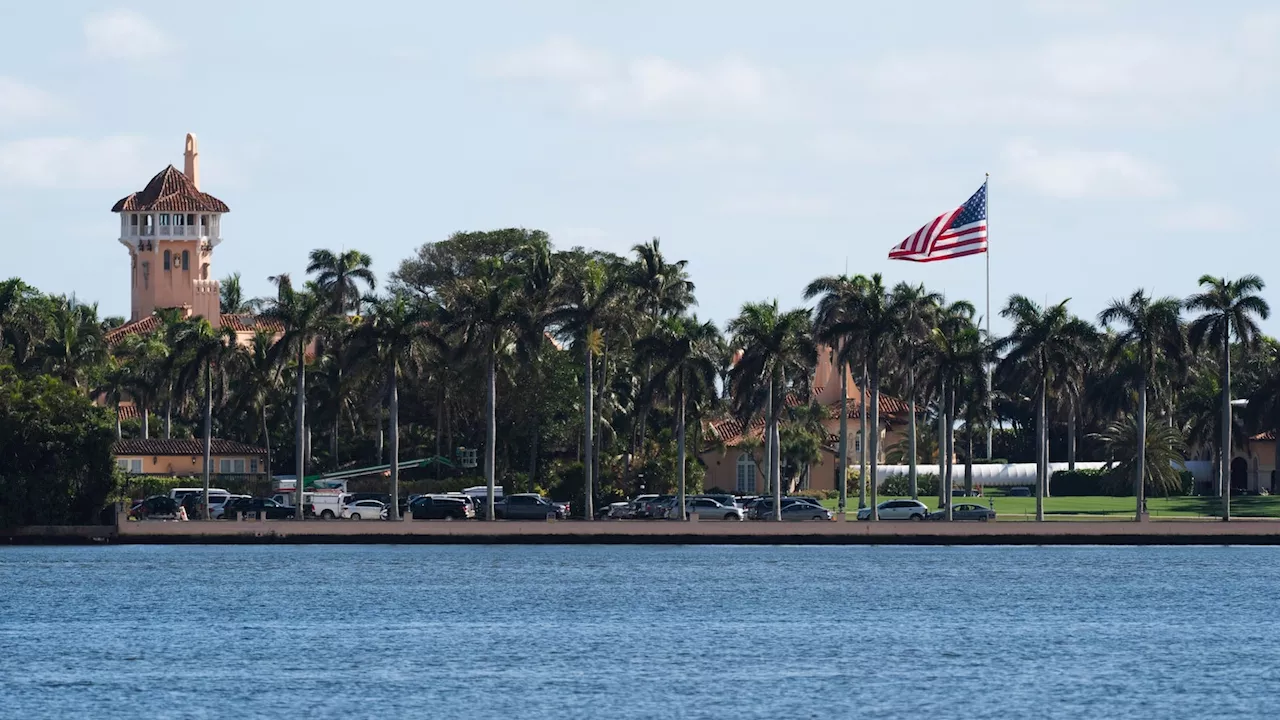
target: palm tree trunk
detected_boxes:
[143,406,150,439]
[594,344,607,506]
[485,346,498,522]
[677,371,687,521]
[1036,374,1046,522]
[869,361,881,521]
[1221,336,1232,521]
[583,342,594,521]
[389,366,400,521]
[945,385,956,518]
[261,403,273,489]
[942,379,952,507]
[837,358,849,512]
[202,359,213,521]
[771,374,782,522]
[858,363,868,509]
[1136,376,1147,521]
[115,410,122,439]
[1067,398,1077,471]
[294,345,306,519]
[164,386,172,439]
[908,364,918,499]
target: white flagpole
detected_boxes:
[985,173,993,460]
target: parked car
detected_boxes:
[179,491,233,520]
[754,501,833,521]
[347,493,391,505]
[699,494,740,509]
[1008,487,1032,497]
[222,497,297,520]
[636,495,673,519]
[210,494,250,520]
[627,494,659,518]
[129,495,179,520]
[343,499,389,521]
[493,494,568,520]
[409,496,474,520]
[684,498,744,521]
[928,503,997,522]
[856,499,930,521]
[748,497,824,520]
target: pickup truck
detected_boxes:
[486,493,569,520]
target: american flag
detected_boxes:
[888,182,988,262]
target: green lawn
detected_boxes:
[819,494,1280,519]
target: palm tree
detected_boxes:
[40,297,106,390]
[727,301,816,521]
[220,272,261,314]
[554,256,631,520]
[637,315,721,520]
[352,295,442,519]
[443,258,522,521]
[1186,274,1270,520]
[804,274,862,512]
[118,332,169,438]
[890,282,942,498]
[929,301,984,515]
[1098,290,1186,520]
[307,249,377,315]
[229,330,282,488]
[1093,413,1188,497]
[171,317,237,520]
[261,274,329,516]
[830,274,897,520]
[628,238,695,481]
[511,239,559,489]
[996,296,1095,521]
[94,357,130,439]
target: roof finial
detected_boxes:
[184,133,199,189]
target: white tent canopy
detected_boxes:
[872,461,1210,487]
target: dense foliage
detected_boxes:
[2,234,1276,521]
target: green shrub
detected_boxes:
[872,473,940,497]
[1050,468,1127,496]
[794,488,837,500]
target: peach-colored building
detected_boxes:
[113,438,267,478]
[699,347,910,494]
[105,134,283,350]
[1235,432,1279,494]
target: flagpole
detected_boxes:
[985,173,993,461]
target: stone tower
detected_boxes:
[113,133,229,324]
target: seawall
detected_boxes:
[8,519,1280,546]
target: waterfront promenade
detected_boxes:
[9,517,1280,545]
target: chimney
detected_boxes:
[184,133,200,189]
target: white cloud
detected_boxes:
[84,10,172,61]
[856,15,1280,127]
[1002,139,1173,199]
[486,37,779,119]
[1159,202,1245,232]
[630,137,763,171]
[0,77,60,125]
[0,136,155,189]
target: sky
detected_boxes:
[3,0,1280,336]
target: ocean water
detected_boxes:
[1,544,1278,719]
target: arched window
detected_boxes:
[181,250,189,270]
[163,250,170,270]
[736,453,756,494]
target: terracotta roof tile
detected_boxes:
[105,315,162,346]
[112,165,230,213]
[116,403,141,421]
[112,438,266,456]
[221,314,284,333]
[1251,430,1276,442]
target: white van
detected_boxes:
[272,490,350,519]
[170,487,231,503]
[462,485,504,500]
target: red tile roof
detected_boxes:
[116,403,141,421]
[105,315,162,346]
[105,313,283,345]
[220,314,284,333]
[1250,430,1276,442]
[112,438,266,456]
[112,165,230,213]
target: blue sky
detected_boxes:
[3,1,1279,335]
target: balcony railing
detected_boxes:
[125,226,212,241]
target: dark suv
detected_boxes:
[222,497,296,520]
[409,496,474,520]
[495,494,568,520]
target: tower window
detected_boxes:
[130,214,138,226]
[159,213,170,225]
[174,214,185,226]
[181,250,190,270]
[187,214,196,225]
[163,250,170,270]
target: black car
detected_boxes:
[222,497,296,520]
[409,496,473,520]
[129,495,179,520]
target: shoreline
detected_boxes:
[8,519,1280,546]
